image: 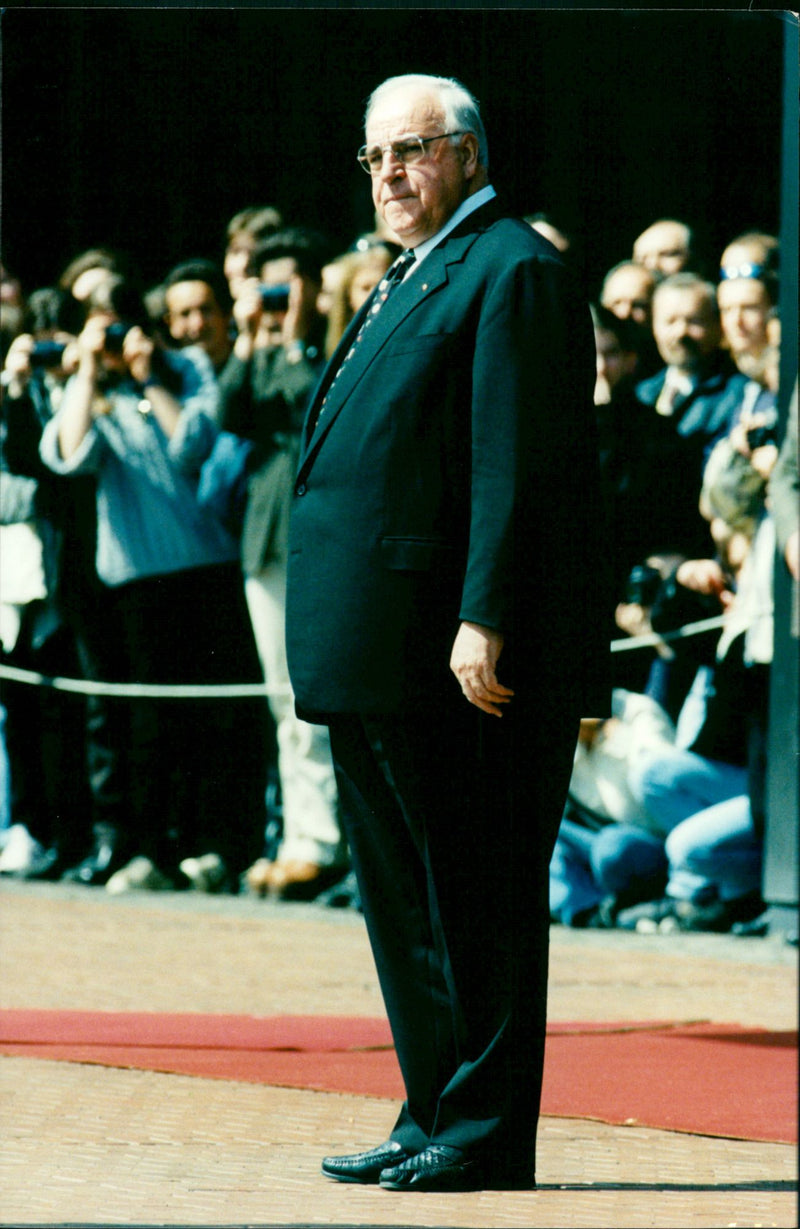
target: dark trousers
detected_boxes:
[109,563,269,876]
[69,580,134,842]
[1,613,92,856]
[328,683,580,1180]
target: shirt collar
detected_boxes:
[406,184,497,272]
[664,367,695,396]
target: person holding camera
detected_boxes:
[162,259,234,374]
[39,276,268,893]
[0,288,96,879]
[217,227,349,902]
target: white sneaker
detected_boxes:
[105,856,174,894]
[0,824,45,874]
[179,853,228,893]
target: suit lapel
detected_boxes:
[298,202,501,475]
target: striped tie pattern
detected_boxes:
[314,249,416,428]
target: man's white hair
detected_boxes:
[365,74,489,167]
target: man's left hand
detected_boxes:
[450,621,514,717]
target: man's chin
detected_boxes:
[383,203,417,238]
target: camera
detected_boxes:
[29,340,67,369]
[746,424,777,451]
[104,321,133,354]
[259,283,290,312]
[624,562,663,608]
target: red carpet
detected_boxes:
[0,1010,795,1144]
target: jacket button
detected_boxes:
[296,482,307,496]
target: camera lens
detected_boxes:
[104,322,130,354]
[30,340,67,369]
[259,284,290,312]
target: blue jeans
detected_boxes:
[629,748,748,832]
[665,794,762,902]
[549,817,667,923]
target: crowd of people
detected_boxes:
[1,205,797,936]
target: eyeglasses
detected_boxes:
[719,263,766,281]
[357,132,464,175]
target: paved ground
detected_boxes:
[0,879,797,1228]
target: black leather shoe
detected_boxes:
[379,1144,536,1192]
[321,1140,412,1184]
[61,826,130,887]
[379,1145,482,1192]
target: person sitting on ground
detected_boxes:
[549,689,678,928]
[616,450,777,936]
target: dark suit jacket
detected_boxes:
[286,201,609,717]
[636,357,746,446]
[218,346,324,574]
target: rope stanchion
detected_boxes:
[609,613,725,653]
[0,664,291,699]
[0,614,728,698]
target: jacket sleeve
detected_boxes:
[459,250,600,637]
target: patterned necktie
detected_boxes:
[313,250,416,430]
[360,248,417,325]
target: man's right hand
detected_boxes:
[450,621,514,718]
[2,333,34,394]
[231,279,265,361]
[78,316,108,364]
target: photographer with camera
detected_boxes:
[39,275,268,894]
[162,259,234,374]
[218,227,349,903]
[0,287,95,879]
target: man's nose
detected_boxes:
[377,150,405,182]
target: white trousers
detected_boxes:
[245,566,344,867]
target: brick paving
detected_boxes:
[0,880,797,1228]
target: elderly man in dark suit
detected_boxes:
[285,73,607,1193]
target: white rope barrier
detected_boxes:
[0,665,290,699]
[0,614,728,699]
[609,613,726,653]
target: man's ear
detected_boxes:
[461,133,481,179]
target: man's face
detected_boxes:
[652,286,721,371]
[594,327,638,399]
[600,266,654,326]
[259,254,321,343]
[224,234,256,300]
[164,281,230,367]
[717,279,772,359]
[365,88,479,248]
[633,222,691,276]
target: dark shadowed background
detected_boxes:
[2,8,788,295]
[3,5,797,925]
